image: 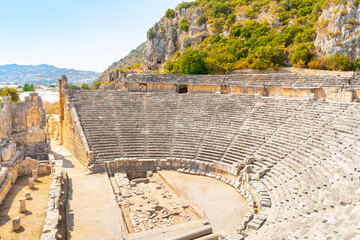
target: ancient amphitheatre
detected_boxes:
[1,68,360,239]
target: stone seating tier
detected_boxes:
[70,91,360,239]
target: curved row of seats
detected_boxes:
[71,91,360,239]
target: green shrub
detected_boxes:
[165,60,178,73]
[209,2,233,18]
[311,3,322,21]
[177,49,208,74]
[68,84,81,90]
[197,15,208,26]
[213,18,225,33]
[0,87,20,102]
[245,7,258,19]
[225,14,236,28]
[147,27,156,40]
[307,57,324,69]
[229,23,242,38]
[166,9,176,19]
[81,84,90,90]
[290,44,310,66]
[180,18,190,32]
[352,58,360,70]
[325,54,353,71]
[177,2,197,11]
[248,46,284,70]
[240,21,269,40]
[22,83,35,92]
[294,27,316,43]
[93,82,102,90]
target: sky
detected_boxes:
[0,0,184,72]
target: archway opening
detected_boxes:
[178,85,188,94]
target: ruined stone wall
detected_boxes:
[0,93,49,206]
[40,153,64,240]
[0,98,13,139]
[107,73,358,101]
[188,84,221,93]
[62,97,92,168]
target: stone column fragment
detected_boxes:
[29,178,35,189]
[25,192,31,200]
[32,169,38,180]
[19,198,26,213]
[12,217,20,231]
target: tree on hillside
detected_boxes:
[180,18,190,32]
[147,28,156,40]
[325,54,352,71]
[290,44,310,67]
[165,49,208,74]
[0,87,20,102]
[178,49,208,74]
[248,46,284,70]
[166,9,175,19]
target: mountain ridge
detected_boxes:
[0,64,100,85]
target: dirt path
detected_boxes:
[0,175,51,240]
[51,143,122,240]
[159,171,249,233]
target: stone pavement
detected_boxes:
[51,143,122,240]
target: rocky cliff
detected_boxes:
[144,7,209,71]
[315,0,360,60]
[99,0,360,82]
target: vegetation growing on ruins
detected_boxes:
[164,0,360,73]
[0,87,20,102]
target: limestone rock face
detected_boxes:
[315,1,360,60]
[144,7,206,70]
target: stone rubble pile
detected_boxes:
[114,172,192,233]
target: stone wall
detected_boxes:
[58,76,92,169]
[97,73,360,102]
[0,167,12,205]
[0,93,49,206]
[40,153,64,240]
[62,98,92,168]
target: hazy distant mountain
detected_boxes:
[0,64,100,85]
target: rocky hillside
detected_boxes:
[315,0,360,59]
[100,0,360,81]
[97,43,145,83]
[0,64,100,85]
